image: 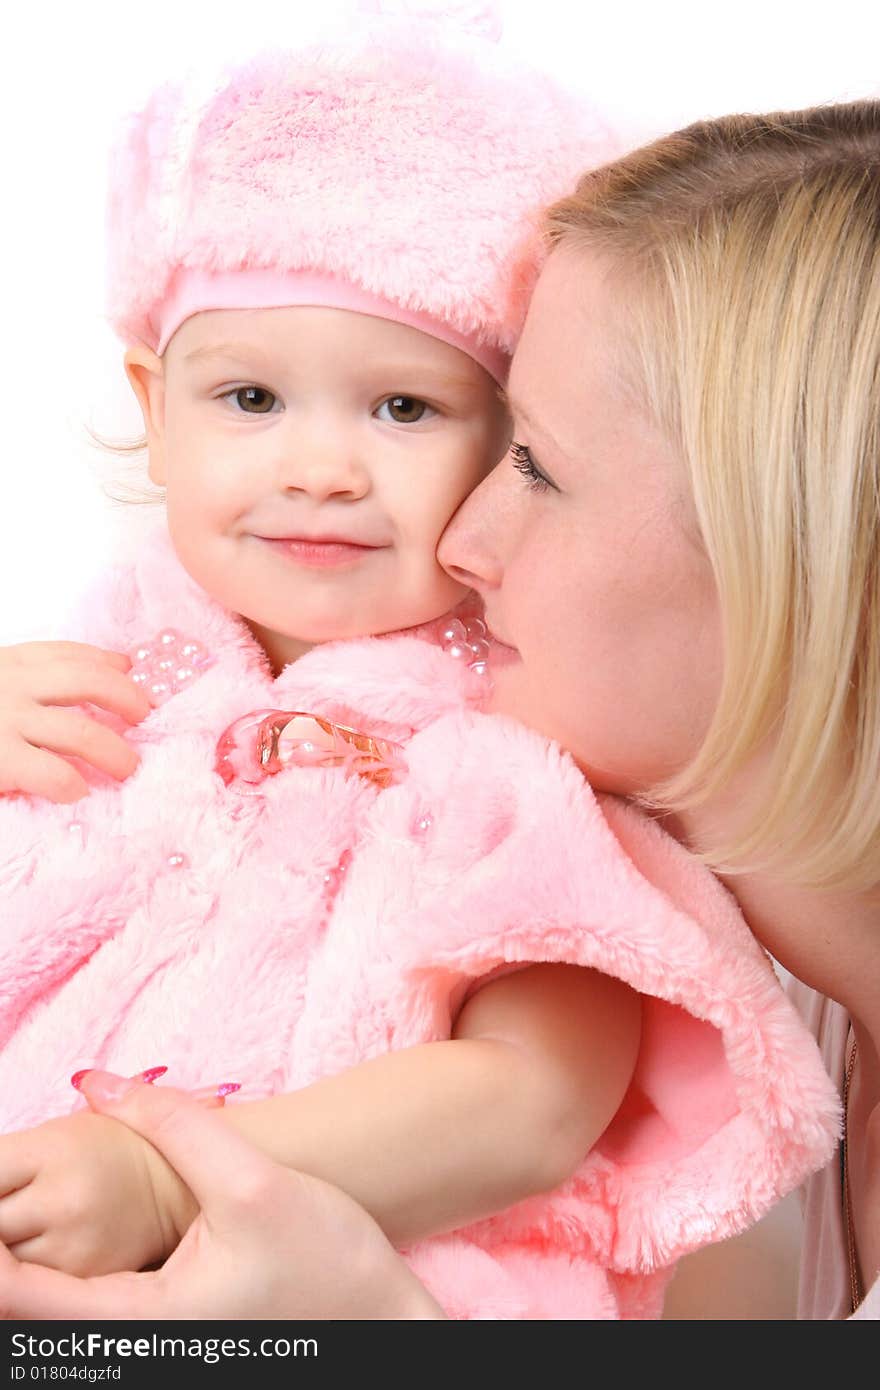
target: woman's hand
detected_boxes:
[0,1073,446,1321]
[0,641,150,802]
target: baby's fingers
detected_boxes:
[8,642,134,673]
[24,658,151,727]
[0,1135,38,1200]
[21,706,142,784]
[0,1186,42,1249]
[0,742,91,803]
[6,1234,95,1277]
[0,644,150,725]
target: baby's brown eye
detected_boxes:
[382,396,427,424]
[234,386,276,414]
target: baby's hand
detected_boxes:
[0,1108,195,1275]
[0,641,150,802]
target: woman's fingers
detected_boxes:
[0,1244,157,1321]
[77,1073,271,1221]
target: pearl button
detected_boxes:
[127,629,215,709]
[441,619,467,646]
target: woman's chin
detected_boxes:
[484,658,526,719]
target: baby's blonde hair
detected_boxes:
[544,101,880,891]
[85,424,161,508]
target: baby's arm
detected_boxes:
[0,966,638,1275]
[172,964,641,1247]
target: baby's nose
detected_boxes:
[276,430,371,501]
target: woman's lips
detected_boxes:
[482,617,520,664]
[258,536,386,569]
[488,640,520,668]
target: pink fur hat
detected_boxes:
[104,11,616,378]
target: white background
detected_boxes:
[1,0,878,641]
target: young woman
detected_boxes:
[1,98,877,1320]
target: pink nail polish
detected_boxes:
[70,1069,91,1091]
[136,1066,168,1085]
[190,1082,241,1100]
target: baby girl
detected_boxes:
[0,13,839,1319]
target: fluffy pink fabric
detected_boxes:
[0,524,840,1319]
[153,267,510,382]
[104,27,615,355]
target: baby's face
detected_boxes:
[127,306,510,672]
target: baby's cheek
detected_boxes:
[385,558,467,632]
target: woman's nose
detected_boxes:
[438,462,509,592]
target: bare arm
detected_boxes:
[662,1191,803,1319]
[167,963,641,1248]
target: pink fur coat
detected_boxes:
[0,523,840,1318]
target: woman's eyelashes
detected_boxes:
[214,387,437,425]
[509,440,556,493]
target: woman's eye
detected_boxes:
[218,386,280,415]
[376,396,434,424]
[509,440,555,493]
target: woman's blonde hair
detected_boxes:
[544,101,880,891]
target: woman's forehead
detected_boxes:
[508,253,635,451]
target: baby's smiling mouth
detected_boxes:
[254,529,388,547]
[254,534,390,570]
